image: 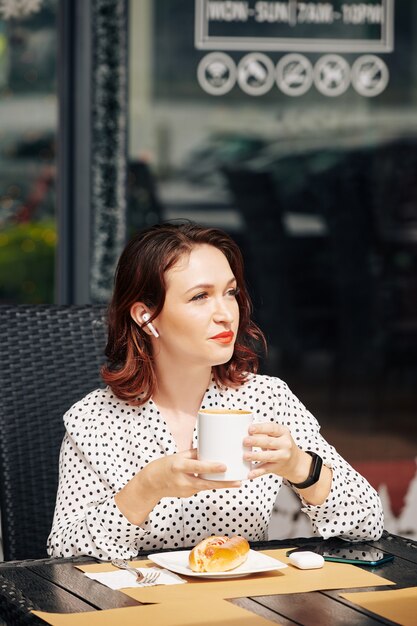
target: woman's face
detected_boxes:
[153,244,240,369]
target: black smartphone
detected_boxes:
[287,544,394,566]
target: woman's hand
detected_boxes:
[115,449,241,525]
[243,422,311,483]
[243,422,332,505]
[142,449,242,499]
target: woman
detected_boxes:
[48,222,383,560]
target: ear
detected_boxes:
[130,302,159,338]
[130,302,149,327]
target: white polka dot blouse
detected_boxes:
[47,374,384,560]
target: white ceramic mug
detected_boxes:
[197,409,252,480]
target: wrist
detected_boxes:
[115,468,160,526]
[137,464,163,506]
[284,449,312,485]
[288,451,323,490]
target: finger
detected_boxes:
[248,463,275,479]
[248,422,286,436]
[244,449,288,463]
[177,448,198,459]
[183,471,242,490]
[183,459,228,475]
[243,434,283,450]
[198,479,242,490]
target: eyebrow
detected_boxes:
[185,277,237,294]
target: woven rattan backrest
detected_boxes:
[0,305,106,561]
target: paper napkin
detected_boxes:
[84,567,186,590]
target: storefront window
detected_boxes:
[0,0,57,303]
[129,0,417,538]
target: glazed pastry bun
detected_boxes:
[189,535,250,572]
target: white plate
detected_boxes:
[148,549,287,579]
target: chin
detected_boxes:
[211,349,235,367]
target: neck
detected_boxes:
[152,364,213,415]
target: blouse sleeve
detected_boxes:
[273,379,384,541]
[47,410,151,560]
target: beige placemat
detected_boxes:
[78,548,394,604]
[341,586,417,626]
[33,598,280,626]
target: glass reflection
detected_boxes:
[0,0,57,304]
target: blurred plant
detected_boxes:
[0,0,43,21]
[0,219,55,303]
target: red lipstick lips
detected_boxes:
[210,331,234,344]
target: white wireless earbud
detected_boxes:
[142,312,159,338]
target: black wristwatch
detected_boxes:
[289,451,323,489]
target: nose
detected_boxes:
[213,298,235,324]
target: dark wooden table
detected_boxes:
[0,532,416,625]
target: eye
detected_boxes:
[227,287,240,297]
[190,292,208,302]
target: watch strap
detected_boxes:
[289,451,323,489]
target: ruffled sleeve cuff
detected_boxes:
[299,462,384,540]
[85,496,151,558]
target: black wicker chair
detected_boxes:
[0,305,106,561]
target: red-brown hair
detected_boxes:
[102,222,266,404]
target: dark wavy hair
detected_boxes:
[102,222,266,404]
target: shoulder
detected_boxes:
[224,374,290,411]
[63,387,147,435]
[64,387,115,419]
[238,373,290,397]
[232,374,316,423]
[242,374,308,409]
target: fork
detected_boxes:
[139,570,160,586]
[111,559,160,585]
